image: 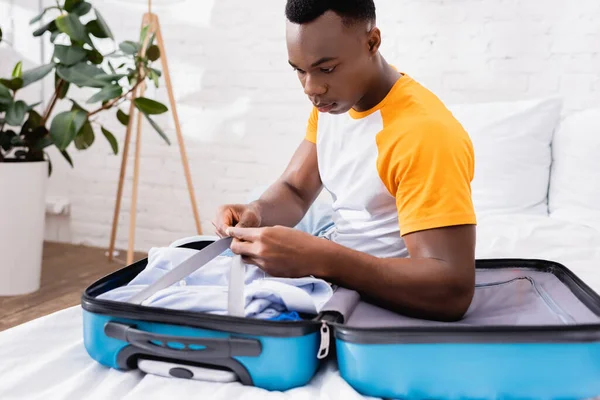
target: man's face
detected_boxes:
[286,11,374,115]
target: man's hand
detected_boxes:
[212,204,262,237]
[227,225,324,278]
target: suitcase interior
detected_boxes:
[81,240,329,391]
[319,259,600,400]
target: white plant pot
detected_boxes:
[0,161,48,296]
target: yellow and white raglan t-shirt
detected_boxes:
[305,73,477,259]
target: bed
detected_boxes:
[1,99,599,399]
[0,215,598,400]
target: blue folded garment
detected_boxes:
[267,311,303,321]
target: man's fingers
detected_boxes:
[211,221,228,238]
[230,238,257,257]
[219,209,235,230]
[213,208,237,237]
[241,255,261,267]
[226,226,260,241]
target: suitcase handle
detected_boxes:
[105,322,262,360]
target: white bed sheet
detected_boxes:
[1,215,599,400]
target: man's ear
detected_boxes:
[367,27,382,55]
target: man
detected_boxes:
[212,0,477,321]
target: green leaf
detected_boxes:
[5,101,27,126]
[108,62,117,75]
[119,41,139,55]
[60,149,74,167]
[64,0,82,12]
[33,20,56,37]
[140,24,150,44]
[105,52,123,59]
[20,110,44,138]
[50,30,61,43]
[149,69,159,88]
[101,126,118,154]
[86,20,108,39]
[0,78,23,91]
[33,135,53,151]
[134,97,168,115]
[55,14,88,44]
[56,62,108,88]
[20,110,42,138]
[21,63,55,88]
[44,151,53,176]
[10,135,24,146]
[29,9,47,25]
[150,67,162,78]
[72,2,92,16]
[94,73,127,83]
[24,127,48,145]
[0,130,16,151]
[12,62,23,79]
[74,121,95,150]
[86,84,122,104]
[116,109,129,126]
[58,81,70,99]
[26,102,42,112]
[49,109,87,150]
[143,113,170,145]
[69,99,88,113]
[27,110,43,127]
[0,83,11,105]
[86,49,104,65]
[146,45,160,62]
[55,74,70,99]
[93,9,113,40]
[53,45,86,66]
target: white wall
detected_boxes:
[2,0,600,252]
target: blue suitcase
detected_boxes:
[82,238,600,399]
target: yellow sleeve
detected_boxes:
[376,117,477,236]
[305,106,318,143]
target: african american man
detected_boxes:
[213,0,477,322]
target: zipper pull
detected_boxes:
[317,321,330,359]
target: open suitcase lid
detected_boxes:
[319,259,600,344]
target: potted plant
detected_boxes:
[0,0,169,296]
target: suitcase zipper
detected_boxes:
[317,321,330,359]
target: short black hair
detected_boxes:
[285,0,376,25]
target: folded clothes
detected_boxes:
[98,246,333,320]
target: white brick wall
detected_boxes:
[3,0,600,253]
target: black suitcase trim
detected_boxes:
[333,259,600,344]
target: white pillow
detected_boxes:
[447,97,563,217]
[549,107,600,231]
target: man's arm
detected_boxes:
[228,222,476,322]
[250,140,322,228]
[315,224,476,321]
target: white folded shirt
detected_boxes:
[98,246,333,319]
